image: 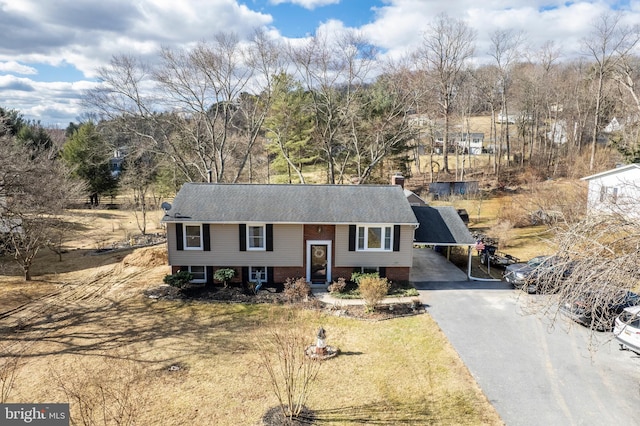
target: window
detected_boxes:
[249,266,267,282]
[247,225,265,250]
[359,266,379,274]
[184,224,202,250]
[357,225,392,251]
[599,186,619,203]
[188,266,206,283]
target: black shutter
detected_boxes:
[206,266,214,285]
[176,223,184,251]
[348,225,356,251]
[266,224,273,251]
[267,267,274,285]
[239,224,246,251]
[203,224,211,251]
[379,267,387,278]
[393,225,401,252]
[242,267,249,283]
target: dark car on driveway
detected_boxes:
[561,290,640,331]
[503,256,572,294]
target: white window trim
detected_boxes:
[247,223,266,251]
[183,223,203,250]
[188,265,206,283]
[356,225,393,252]
[249,266,267,282]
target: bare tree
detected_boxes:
[582,12,640,171]
[415,13,476,174]
[257,322,322,422]
[347,67,416,184]
[53,354,149,426]
[289,28,376,183]
[489,28,525,171]
[86,30,283,184]
[0,138,84,280]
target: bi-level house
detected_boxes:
[161,183,419,287]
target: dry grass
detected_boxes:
[0,208,502,425]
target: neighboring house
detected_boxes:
[109,148,127,178]
[434,132,485,155]
[546,120,568,145]
[604,117,622,133]
[161,183,419,287]
[581,164,640,220]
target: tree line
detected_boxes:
[74,11,640,191]
[1,11,640,282]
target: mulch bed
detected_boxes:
[144,284,426,321]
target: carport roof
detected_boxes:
[412,205,475,246]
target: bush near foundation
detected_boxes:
[358,276,390,312]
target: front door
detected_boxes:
[307,240,332,284]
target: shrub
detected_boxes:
[213,268,236,288]
[163,271,193,290]
[358,276,390,312]
[328,277,347,294]
[283,277,311,303]
[351,271,379,285]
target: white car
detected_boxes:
[614,306,640,354]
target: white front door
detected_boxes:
[306,240,332,284]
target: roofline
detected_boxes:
[581,164,640,181]
[161,217,419,226]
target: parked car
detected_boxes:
[614,306,640,354]
[503,255,571,294]
[561,290,640,331]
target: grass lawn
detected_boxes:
[1,282,501,425]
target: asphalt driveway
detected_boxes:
[410,248,640,425]
[414,281,640,425]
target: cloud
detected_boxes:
[0,0,273,77]
[269,0,340,10]
[0,61,37,75]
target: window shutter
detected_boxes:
[379,267,387,278]
[393,225,401,252]
[203,224,211,251]
[266,224,273,251]
[239,224,246,251]
[267,267,274,285]
[242,267,249,283]
[348,225,356,251]
[176,223,184,251]
[206,266,214,285]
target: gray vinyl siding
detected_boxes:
[334,224,414,267]
[167,223,303,267]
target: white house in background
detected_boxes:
[604,117,622,133]
[581,164,640,220]
[547,120,567,145]
[434,132,485,155]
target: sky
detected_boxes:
[0,0,638,127]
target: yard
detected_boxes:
[0,209,502,425]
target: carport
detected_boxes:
[411,205,476,281]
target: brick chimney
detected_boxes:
[391,173,405,189]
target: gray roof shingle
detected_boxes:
[162,183,418,225]
[412,205,475,245]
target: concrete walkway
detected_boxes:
[313,247,466,305]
